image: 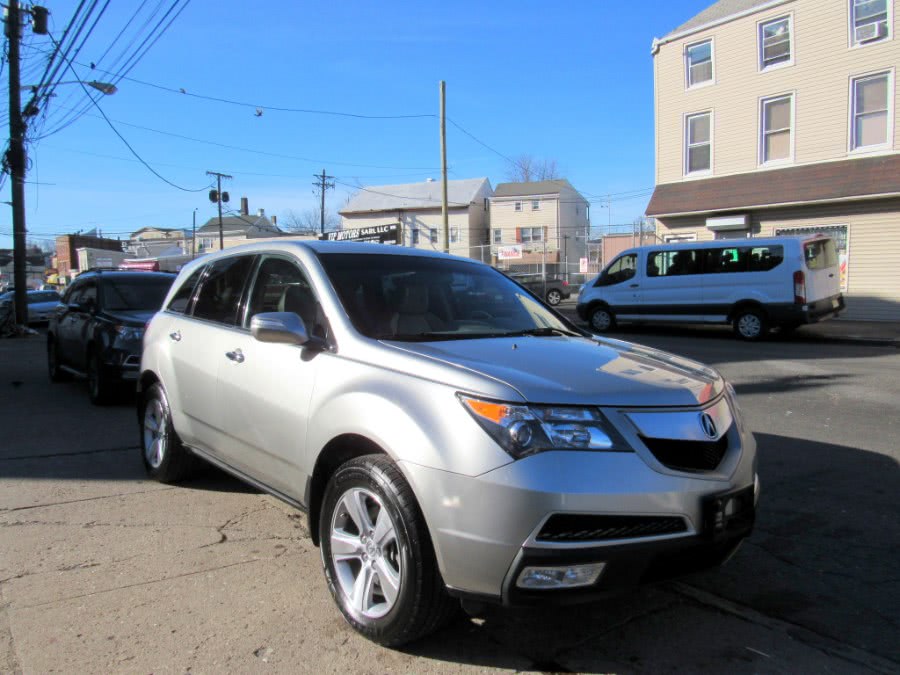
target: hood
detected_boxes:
[104,309,157,325]
[384,335,723,407]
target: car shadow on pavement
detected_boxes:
[404,432,900,672]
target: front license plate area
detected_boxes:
[703,485,755,541]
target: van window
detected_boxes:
[648,249,700,277]
[702,245,783,274]
[804,238,837,270]
[599,254,637,286]
[748,245,783,271]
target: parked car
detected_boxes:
[506,273,572,305]
[139,241,758,647]
[577,234,844,340]
[47,269,176,404]
[0,289,62,323]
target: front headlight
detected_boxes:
[458,395,632,459]
[114,325,144,341]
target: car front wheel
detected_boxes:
[546,289,562,305]
[87,348,112,405]
[319,454,457,646]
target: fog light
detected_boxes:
[516,562,606,589]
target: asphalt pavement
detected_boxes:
[1,328,898,674]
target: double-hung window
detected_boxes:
[851,72,892,150]
[520,227,543,243]
[492,228,502,244]
[686,39,713,87]
[450,227,460,244]
[851,0,891,45]
[531,199,540,210]
[759,16,792,70]
[514,201,522,212]
[760,94,793,164]
[685,112,712,175]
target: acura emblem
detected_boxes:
[699,413,718,439]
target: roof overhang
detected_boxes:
[646,154,900,218]
[652,0,793,51]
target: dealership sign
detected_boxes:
[497,245,523,260]
[324,223,400,245]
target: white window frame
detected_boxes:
[521,227,544,243]
[848,69,894,153]
[492,228,502,244]
[429,228,438,244]
[684,110,713,176]
[685,38,715,89]
[849,0,893,47]
[514,201,522,212]
[410,228,420,245]
[759,93,795,166]
[531,199,540,210]
[450,226,460,244]
[758,14,794,71]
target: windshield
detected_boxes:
[102,277,174,311]
[318,253,579,341]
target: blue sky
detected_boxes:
[3,0,713,249]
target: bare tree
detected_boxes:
[504,155,560,183]
[281,207,340,235]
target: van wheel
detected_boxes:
[733,308,768,341]
[589,306,614,333]
[320,454,457,646]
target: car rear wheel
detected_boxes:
[319,454,457,646]
[589,306,615,333]
[546,289,562,306]
[47,337,69,382]
[140,382,198,483]
[733,308,768,341]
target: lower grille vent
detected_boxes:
[537,514,688,543]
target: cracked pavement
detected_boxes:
[1,332,898,673]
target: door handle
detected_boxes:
[629,283,639,288]
[169,330,181,342]
[225,348,244,363]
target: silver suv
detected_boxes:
[139,241,758,646]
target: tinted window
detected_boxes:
[30,291,60,303]
[191,256,255,325]
[702,245,784,274]
[748,245,783,271]
[167,268,204,314]
[804,238,838,270]
[246,257,323,336]
[648,249,700,276]
[318,253,571,340]
[102,276,174,311]
[599,254,637,286]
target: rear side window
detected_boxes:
[191,256,255,326]
[702,245,783,274]
[647,249,700,276]
[804,238,837,270]
[167,268,204,314]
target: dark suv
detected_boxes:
[48,270,176,404]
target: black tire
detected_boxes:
[319,454,458,647]
[87,348,113,405]
[732,307,768,341]
[48,336,69,382]
[546,289,562,306]
[139,382,198,483]
[588,305,615,333]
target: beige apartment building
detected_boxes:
[339,178,493,260]
[489,180,590,276]
[647,0,900,320]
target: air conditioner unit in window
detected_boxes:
[855,22,882,43]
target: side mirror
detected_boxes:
[251,311,324,348]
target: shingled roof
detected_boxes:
[646,154,900,217]
[662,0,786,39]
[341,178,491,213]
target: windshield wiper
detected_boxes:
[498,327,581,338]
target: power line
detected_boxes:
[45,31,209,193]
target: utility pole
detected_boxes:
[6,0,27,326]
[313,169,334,236]
[439,80,448,253]
[206,171,232,251]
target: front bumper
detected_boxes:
[399,424,757,604]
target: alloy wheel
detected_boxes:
[142,397,168,469]
[330,487,402,620]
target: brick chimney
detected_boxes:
[258,208,265,217]
[240,197,249,215]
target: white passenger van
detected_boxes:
[576,235,844,340]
